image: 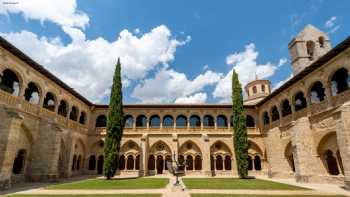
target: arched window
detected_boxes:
[203,115,214,128]
[294,92,307,111]
[324,150,339,175]
[165,155,171,170]
[281,99,292,117]
[176,115,187,128]
[331,68,349,95]
[148,155,155,170]
[195,155,202,170]
[263,112,269,125]
[306,40,315,60]
[79,111,86,124]
[127,155,134,170]
[190,115,201,128]
[217,115,227,128]
[163,115,174,128]
[69,106,79,121]
[135,155,140,170]
[253,86,257,94]
[271,106,280,121]
[58,100,68,117]
[149,115,160,128]
[119,155,125,170]
[96,115,107,127]
[225,155,231,170]
[24,82,40,104]
[88,155,96,170]
[77,155,81,170]
[12,149,26,174]
[124,115,134,128]
[136,115,147,128]
[319,36,325,48]
[186,155,193,170]
[72,154,77,171]
[310,81,325,103]
[216,155,223,170]
[0,69,20,95]
[97,155,104,174]
[248,156,253,170]
[254,155,262,171]
[246,115,255,127]
[43,92,56,111]
[261,85,265,93]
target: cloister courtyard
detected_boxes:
[1,175,350,197]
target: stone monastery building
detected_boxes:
[0,24,350,190]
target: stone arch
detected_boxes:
[246,115,255,127]
[96,114,107,127]
[179,140,202,171]
[58,139,67,178]
[72,138,86,172]
[318,36,325,48]
[190,115,201,128]
[294,91,307,111]
[0,68,22,96]
[316,132,342,175]
[136,114,147,128]
[263,111,270,125]
[24,81,41,104]
[284,142,295,172]
[121,140,141,157]
[309,81,326,103]
[176,115,187,128]
[149,140,171,156]
[58,100,69,117]
[43,92,57,111]
[79,111,87,124]
[124,114,134,128]
[306,40,315,59]
[203,115,215,127]
[248,140,263,171]
[162,115,174,128]
[329,67,349,95]
[271,106,280,122]
[217,115,228,128]
[281,99,292,117]
[149,115,160,128]
[69,106,79,121]
[210,140,232,156]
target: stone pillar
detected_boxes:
[291,117,322,182]
[336,102,350,189]
[264,127,291,178]
[28,119,62,181]
[201,134,211,176]
[139,134,148,176]
[0,109,23,190]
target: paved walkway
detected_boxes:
[3,175,350,196]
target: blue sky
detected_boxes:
[0,0,348,104]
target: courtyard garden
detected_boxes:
[182,178,307,190]
[46,177,169,190]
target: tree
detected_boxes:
[104,58,124,179]
[231,70,248,178]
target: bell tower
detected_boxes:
[288,24,331,75]
[244,79,271,104]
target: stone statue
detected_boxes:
[166,151,185,186]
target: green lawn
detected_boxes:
[46,178,168,189]
[191,195,345,197]
[8,195,160,197]
[183,178,307,190]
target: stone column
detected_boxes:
[291,117,322,182]
[0,109,23,190]
[28,119,62,181]
[201,134,211,176]
[264,126,291,178]
[139,134,148,176]
[336,102,350,189]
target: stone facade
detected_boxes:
[0,24,349,190]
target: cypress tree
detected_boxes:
[104,58,124,179]
[231,70,249,179]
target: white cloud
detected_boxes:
[174,92,207,104]
[277,58,288,67]
[0,0,89,28]
[131,67,222,103]
[324,16,340,34]
[213,43,278,103]
[325,16,336,28]
[1,25,190,102]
